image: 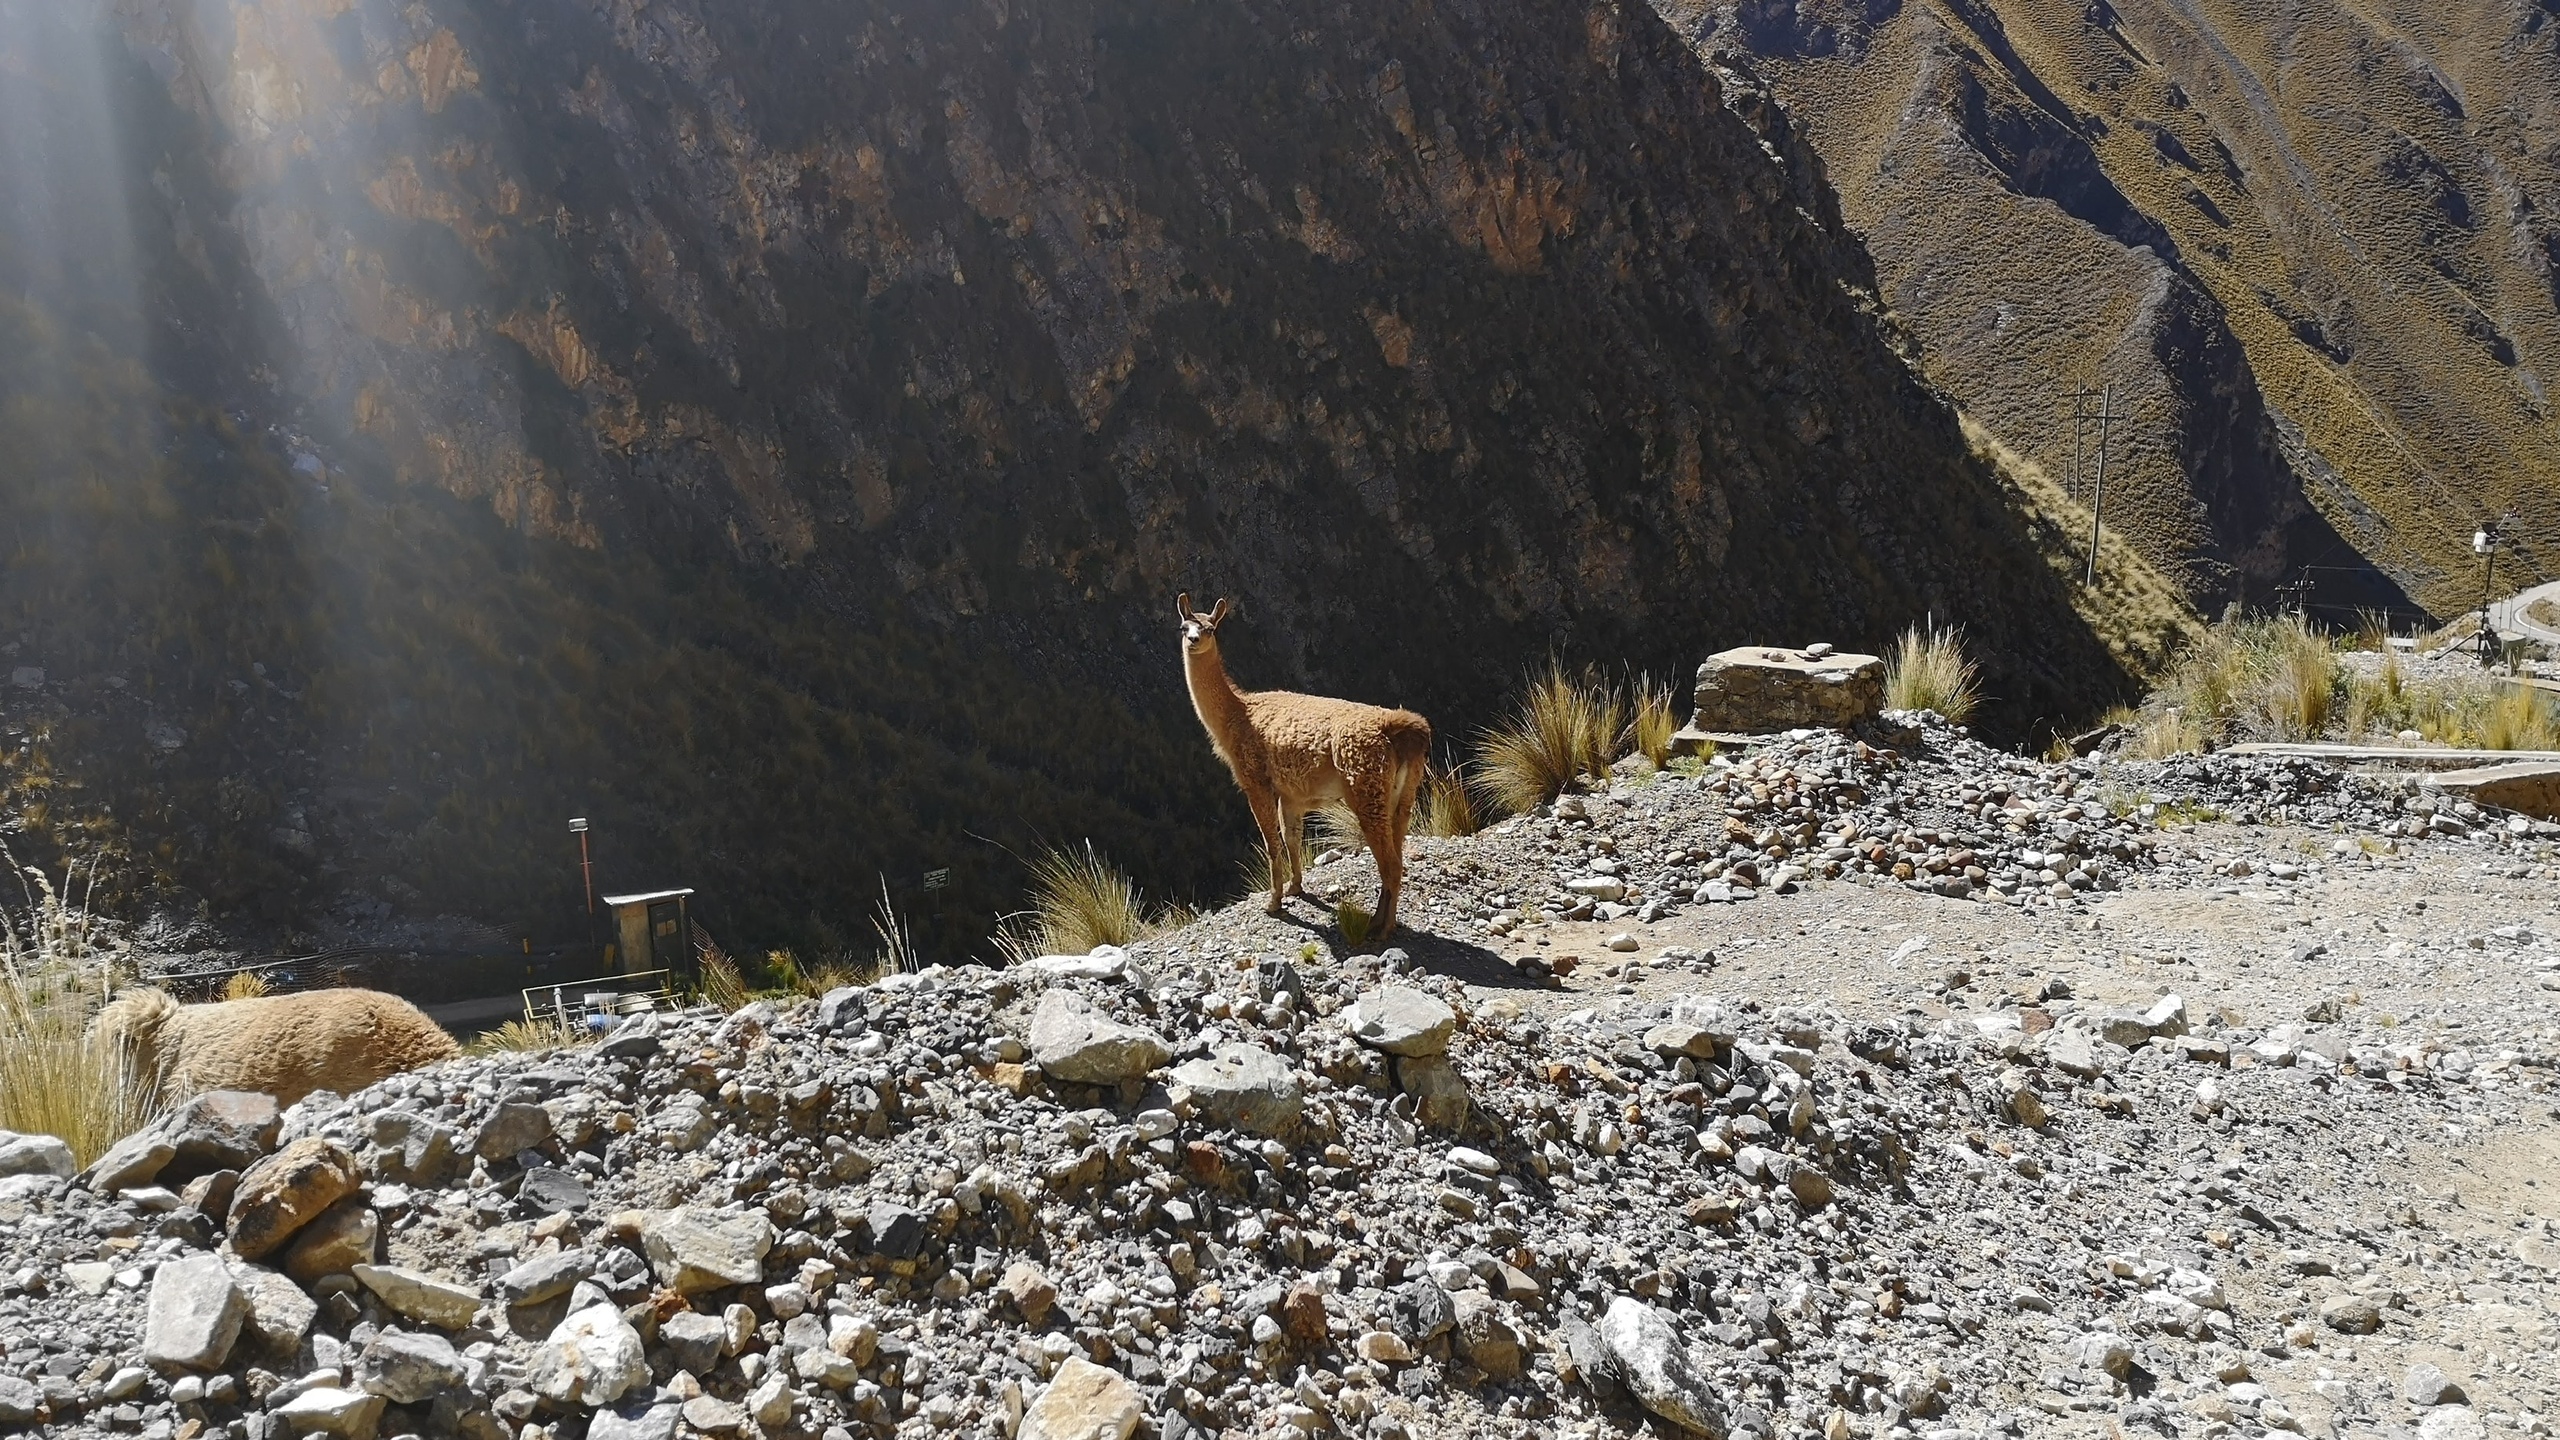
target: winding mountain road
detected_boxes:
[2490,580,2560,646]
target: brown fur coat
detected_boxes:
[92,987,460,1106]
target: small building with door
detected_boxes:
[602,889,694,983]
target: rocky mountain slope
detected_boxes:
[1658,0,2560,618]
[4,720,2556,1440]
[0,0,2164,952]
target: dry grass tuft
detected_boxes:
[996,841,1191,963]
[2478,685,2560,752]
[1308,804,1366,855]
[1630,674,1680,770]
[698,950,751,1012]
[466,1014,590,1056]
[2328,661,2557,751]
[1884,624,1983,724]
[0,850,153,1166]
[1411,765,1482,837]
[2269,621,2337,740]
[2348,609,2395,653]
[221,970,271,1002]
[2133,614,2341,751]
[1025,842,1148,954]
[866,879,920,978]
[1334,899,1375,948]
[1473,662,1628,816]
[2123,706,2207,761]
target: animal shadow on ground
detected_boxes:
[1265,902,1542,990]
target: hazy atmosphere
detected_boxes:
[1,0,2557,1438]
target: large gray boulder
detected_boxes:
[353,1329,467,1405]
[0,1131,74,1181]
[143,1254,249,1374]
[272,1387,386,1440]
[236,1264,320,1359]
[159,1091,282,1173]
[1170,1043,1304,1135]
[527,1303,651,1407]
[496,1249,592,1308]
[0,1374,40,1425]
[471,1103,554,1161]
[1343,987,1456,1057]
[80,1131,175,1192]
[1599,1297,1727,1435]
[641,1207,774,1295]
[1025,989,1171,1086]
[350,1264,482,1329]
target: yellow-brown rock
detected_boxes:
[228,1138,361,1262]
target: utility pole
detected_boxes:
[2080,384,2126,588]
[569,817,595,913]
[2273,573,2314,619]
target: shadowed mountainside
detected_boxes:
[0,0,2161,955]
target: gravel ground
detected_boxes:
[4,718,2556,1440]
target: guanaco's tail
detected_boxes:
[1383,711,1432,816]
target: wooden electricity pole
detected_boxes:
[2072,384,2127,587]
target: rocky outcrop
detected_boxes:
[1689,645,1886,732]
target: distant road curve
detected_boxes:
[2490,581,2560,647]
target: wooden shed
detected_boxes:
[602,888,694,981]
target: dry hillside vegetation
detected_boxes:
[1663,0,2559,618]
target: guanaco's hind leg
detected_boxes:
[1352,796,1405,941]
[1383,791,1417,934]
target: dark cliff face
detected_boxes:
[0,0,2134,954]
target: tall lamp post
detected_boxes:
[2474,523,2501,667]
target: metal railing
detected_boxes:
[521,969,677,1033]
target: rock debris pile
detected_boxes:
[1415,719,2558,951]
[4,718,2557,1440]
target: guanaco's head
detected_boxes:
[1175,592,1231,654]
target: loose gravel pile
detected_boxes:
[4,718,2557,1440]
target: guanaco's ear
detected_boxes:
[1176,591,1194,620]
[1209,598,1231,625]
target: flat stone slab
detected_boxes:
[1170,1044,1305,1136]
[2431,760,2560,819]
[1342,987,1456,1057]
[1690,646,1884,734]
[1025,989,1171,1086]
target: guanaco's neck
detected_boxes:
[1184,639,1253,754]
